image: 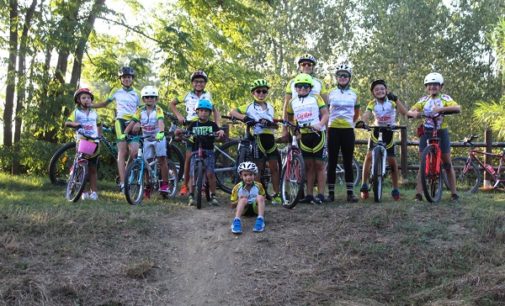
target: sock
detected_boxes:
[328,184,335,195]
[346,182,354,195]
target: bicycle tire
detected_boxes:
[49,142,76,185]
[196,161,204,209]
[65,160,88,202]
[452,157,481,193]
[332,157,361,187]
[352,158,361,187]
[372,149,383,203]
[280,153,305,209]
[124,160,144,205]
[165,160,178,198]
[420,145,443,203]
[215,140,240,194]
[168,143,184,181]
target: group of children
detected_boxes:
[66,53,461,234]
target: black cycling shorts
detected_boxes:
[300,132,325,160]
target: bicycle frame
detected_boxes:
[464,139,505,188]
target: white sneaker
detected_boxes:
[89,191,98,201]
[81,192,89,200]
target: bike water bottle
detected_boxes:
[485,164,495,175]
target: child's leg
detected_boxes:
[207,172,217,193]
[305,159,315,196]
[184,150,191,187]
[388,156,399,189]
[361,151,372,185]
[256,195,266,218]
[158,156,169,182]
[235,197,248,218]
[268,158,280,194]
[89,164,98,192]
[315,159,326,194]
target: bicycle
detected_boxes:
[215,116,282,199]
[413,110,458,203]
[124,134,178,205]
[359,125,404,202]
[65,133,100,202]
[452,135,505,193]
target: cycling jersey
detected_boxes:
[411,94,458,129]
[236,101,276,135]
[187,120,220,150]
[286,94,327,133]
[67,107,101,140]
[328,87,359,128]
[285,76,328,98]
[175,90,213,121]
[106,87,140,120]
[230,181,265,204]
[365,99,397,126]
[132,105,164,137]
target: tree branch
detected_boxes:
[96,16,161,43]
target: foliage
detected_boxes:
[473,96,505,140]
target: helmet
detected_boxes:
[335,63,352,76]
[424,72,444,85]
[196,99,213,111]
[141,86,159,97]
[298,53,317,65]
[293,73,314,86]
[370,79,387,91]
[250,79,270,92]
[190,70,208,82]
[237,161,258,174]
[73,88,94,103]
[118,66,135,78]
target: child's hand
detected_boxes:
[216,130,225,138]
[156,131,165,140]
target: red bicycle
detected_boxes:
[452,135,505,193]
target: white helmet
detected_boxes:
[141,85,159,97]
[237,161,258,174]
[424,72,444,85]
[335,63,352,76]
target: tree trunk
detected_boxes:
[3,0,19,148]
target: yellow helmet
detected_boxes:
[293,73,314,87]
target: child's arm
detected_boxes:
[123,121,136,135]
[97,123,103,138]
[229,108,245,121]
[361,109,372,122]
[396,99,409,116]
[91,100,111,109]
[170,98,185,125]
[213,106,221,126]
[65,121,81,128]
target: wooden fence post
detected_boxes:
[483,128,492,188]
[400,127,408,181]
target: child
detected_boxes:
[229,79,281,205]
[124,86,170,196]
[169,70,221,197]
[65,88,102,200]
[359,79,408,201]
[230,161,266,234]
[186,99,225,206]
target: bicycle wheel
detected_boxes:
[195,161,204,209]
[420,145,443,203]
[124,160,144,205]
[280,153,305,209]
[168,143,184,181]
[165,160,178,198]
[452,157,481,193]
[215,140,240,194]
[334,157,361,187]
[352,158,361,187]
[49,142,76,185]
[372,149,383,203]
[65,160,88,202]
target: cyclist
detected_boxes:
[186,100,225,206]
[65,88,102,201]
[285,73,329,204]
[229,79,282,205]
[359,80,408,201]
[169,70,221,197]
[230,162,266,234]
[406,72,461,202]
[124,86,171,197]
[93,66,140,192]
[326,63,360,203]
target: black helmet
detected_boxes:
[118,66,135,78]
[370,79,387,91]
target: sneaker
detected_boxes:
[188,195,195,206]
[210,195,219,206]
[81,192,89,200]
[414,193,423,201]
[119,183,125,193]
[253,217,265,232]
[360,184,369,200]
[179,184,189,196]
[299,195,314,204]
[231,218,242,234]
[159,182,169,194]
[451,193,460,202]
[88,191,98,201]
[325,194,334,203]
[347,193,358,203]
[311,194,324,205]
[391,189,400,201]
[271,194,282,206]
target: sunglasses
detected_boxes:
[254,89,269,94]
[143,96,157,99]
[193,80,206,84]
[295,84,311,89]
[300,62,314,67]
[337,74,350,78]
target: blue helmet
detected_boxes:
[196,99,213,111]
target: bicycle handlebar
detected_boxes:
[358,125,406,132]
[221,115,280,128]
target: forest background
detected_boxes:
[1,0,504,174]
